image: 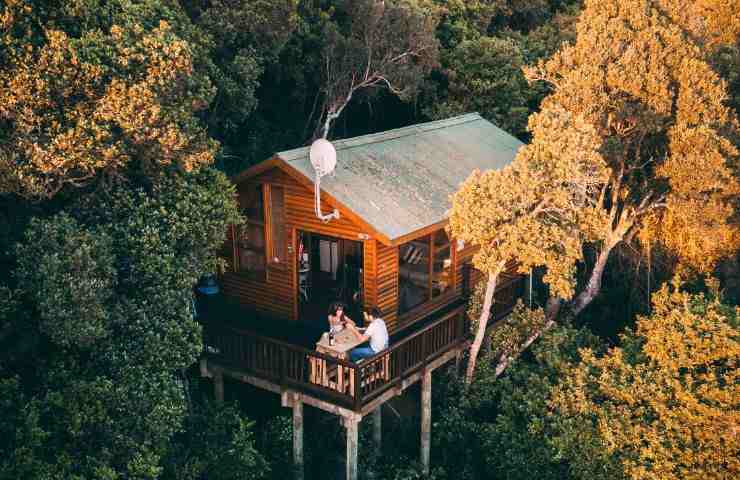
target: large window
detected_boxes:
[232,183,286,278]
[398,229,452,314]
[236,184,267,280]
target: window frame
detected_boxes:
[234,182,269,281]
[267,184,287,268]
[397,228,456,316]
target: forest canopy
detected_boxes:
[0,0,738,479]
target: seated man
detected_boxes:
[348,307,388,362]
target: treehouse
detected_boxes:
[198,113,527,480]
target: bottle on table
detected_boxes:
[329,329,335,346]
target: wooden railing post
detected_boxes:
[462,263,471,298]
[353,366,362,411]
[279,345,286,386]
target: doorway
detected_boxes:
[297,231,364,327]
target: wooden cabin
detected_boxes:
[198,113,527,480]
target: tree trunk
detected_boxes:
[465,265,503,385]
[571,241,617,316]
[493,296,560,378]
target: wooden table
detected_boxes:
[309,328,364,394]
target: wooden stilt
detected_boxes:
[214,370,224,403]
[344,416,359,480]
[373,407,382,451]
[420,369,432,475]
[292,396,304,480]
[453,350,463,377]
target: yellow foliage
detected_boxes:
[550,282,740,479]
[0,2,217,198]
[450,0,739,301]
[450,105,610,299]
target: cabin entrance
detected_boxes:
[297,231,363,326]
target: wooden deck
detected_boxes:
[198,271,525,413]
[201,300,468,412]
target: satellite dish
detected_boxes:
[309,138,337,177]
[309,138,340,223]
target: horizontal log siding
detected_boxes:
[455,243,483,296]
[223,167,370,321]
[375,243,399,332]
[363,240,378,312]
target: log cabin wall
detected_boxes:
[221,166,371,321]
[455,242,483,296]
[362,241,377,315]
[375,243,399,332]
[221,164,524,331]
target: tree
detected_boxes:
[549,280,740,479]
[164,397,269,480]
[0,0,219,199]
[432,0,507,48]
[450,106,609,382]
[425,36,532,137]
[432,320,604,480]
[184,0,299,147]
[316,0,439,138]
[1,169,241,478]
[526,0,739,311]
[449,0,740,381]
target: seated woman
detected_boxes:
[327,301,355,334]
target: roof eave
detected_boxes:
[233,155,396,246]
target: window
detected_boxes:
[269,185,286,264]
[236,184,266,280]
[432,230,452,297]
[398,229,453,314]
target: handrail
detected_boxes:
[202,266,523,410]
[360,303,464,364]
[202,303,468,411]
[205,323,356,368]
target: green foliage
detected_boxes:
[164,398,268,480]
[257,415,294,478]
[431,323,604,480]
[426,35,532,137]
[425,1,580,140]
[488,300,547,362]
[16,215,116,348]
[186,0,299,144]
[1,168,240,478]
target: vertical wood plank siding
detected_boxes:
[222,167,369,321]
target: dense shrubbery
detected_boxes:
[1,0,737,478]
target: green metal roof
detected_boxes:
[277,113,523,241]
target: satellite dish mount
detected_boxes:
[309,139,340,223]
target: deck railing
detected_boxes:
[203,304,467,411]
[202,268,525,411]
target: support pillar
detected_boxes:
[420,369,432,475]
[213,371,224,403]
[292,396,304,480]
[453,350,463,377]
[344,416,359,480]
[372,407,382,451]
